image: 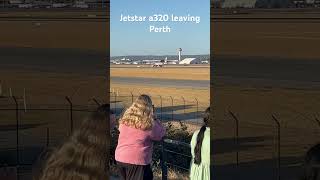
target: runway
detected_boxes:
[111,76,209,89]
[110,64,209,68]
[0,47,107,76]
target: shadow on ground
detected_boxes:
[213,156,303,180]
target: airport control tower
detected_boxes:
[178,48,182,62]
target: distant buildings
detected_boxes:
[213,0,320,8]
[0,0,107,8]
[110,57,209,65]
[110,48,209,65]
[221,0,257,8]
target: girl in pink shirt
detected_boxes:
[115,94,166,180]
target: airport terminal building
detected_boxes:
[179,58,202,65]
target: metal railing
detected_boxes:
[110,90,208,126]
[160,139,191,180]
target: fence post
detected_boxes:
[9,87,12,97]
[131,91,134,103]
[46,127,50,148]
[181,96,186,116]
[195,98,199,120]
[272,115,281,180]
[23,88,27,113]
[114,92,117,116]
[169,96,174,121]
[314,115,320,128]
[161,140,168,180]
[159,95,163,121]
[12,96,19,167]
[0,82,2,96]
[92,98,101,106]
[65,96,73,133]
[228,110,239,167]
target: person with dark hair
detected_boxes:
[301,143,320,180]
[38,109,108,180]
[190,107,210,180]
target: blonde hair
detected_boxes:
[119,94,154,130]
[39,111,108,180]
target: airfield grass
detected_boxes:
[111,66,210,81]
[0,70,107,104]
[110,83,210,107]
[0,10,107,18]
[0,18,107,52]
[213,12,320,59]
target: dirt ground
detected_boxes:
[110,83,209,106]
[213,10,320,59]
[0,11,108,51]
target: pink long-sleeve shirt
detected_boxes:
[115,120,166,165]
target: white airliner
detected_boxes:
[144,57,179,67]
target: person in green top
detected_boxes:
[190,107,210,180]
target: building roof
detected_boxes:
[179,58,197,64]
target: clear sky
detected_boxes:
[111,0,210,56]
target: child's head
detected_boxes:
[39,110,108,180]
[302,144,320,180]
[120,94,154,130]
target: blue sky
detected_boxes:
[111,0,210,56]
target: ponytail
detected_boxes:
[194,125,206,165]
[194,107,210,165]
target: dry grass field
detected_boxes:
[0,70,106,104]
[0,11,107,51]
[213,10,320,59]
[111,66,209,81]
[0,10,107,17]
[110,83,209,106]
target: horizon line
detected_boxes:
[111,54,210,57]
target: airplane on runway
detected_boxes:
[144,57,179,67]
